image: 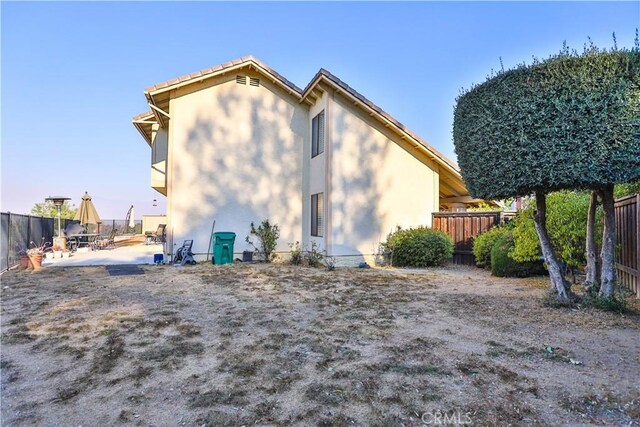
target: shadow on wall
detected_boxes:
[174,87,304,255]
[330,102,391,257]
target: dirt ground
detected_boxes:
[1,263,639,426]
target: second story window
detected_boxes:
[312,110,325,157]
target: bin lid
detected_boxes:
[214,232,236,239]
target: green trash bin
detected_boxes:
[213,232,236,265]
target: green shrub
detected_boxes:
[384,227,453,268]
[288,241,324,267]
[473,226,508,268]
[490,232,545,277]
[305,241,324,268]
[582,286,629,313]
[288,241,303,265]
[245,220,280,263]
[511,191,601,268]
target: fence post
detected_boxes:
[637,194,640,298]
[27,216,31,248]
[7,213,12,268]
[6,213,10,271]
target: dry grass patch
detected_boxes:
[1,263,638,426]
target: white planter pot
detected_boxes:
[53,251,62,258]
[45,253,55,260]
[62,252,70,258]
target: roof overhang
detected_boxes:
[144,56,303,118]
[132,56,493,206]
[300,69,468,197]
[132,111,156,146]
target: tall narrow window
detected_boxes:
[311,110,325,157]
[311,193,324,237]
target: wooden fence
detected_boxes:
[615,194,639,298]
[432,211,513,265]
[433,194,639,298]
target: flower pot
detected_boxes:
[45,253,55,260]
[62,252,70,259]
[28,254,43,270]
[53,250,62,258]
[19,255,32,270]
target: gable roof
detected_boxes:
[145,55,303,98]
[131,56,491,203]
[133,56,467,193]
[301,68,461,177]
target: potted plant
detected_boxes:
[17,249,31,270]
[26,239,51,270]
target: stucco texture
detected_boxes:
[329,94,439,258]
[167,73,307,257]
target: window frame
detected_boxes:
[311,192,324,237]
[311,110,325,158]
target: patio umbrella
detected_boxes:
[74,192,102,231]
[129,206,135,232]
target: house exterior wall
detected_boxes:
[165,71,308,259]
[151,125,168,192]
[329,92,440,264]
[303,91,329,252]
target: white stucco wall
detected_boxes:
[151,126,168,190]
[303,92,328,252]
[166,71,307,259]
[329,93,439,259]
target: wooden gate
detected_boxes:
[615,194,639,298]
[432,212,504,265]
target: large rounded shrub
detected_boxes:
[454,48,640,200]
[490,232,545,278]
[472,226,508,268]
[385,227,453,267]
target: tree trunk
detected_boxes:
[584,191,600,292]
[599,184,616,298]
[533,191,571,303]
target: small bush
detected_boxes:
[246,220,280,263]
[582,287,628,313]
[490,232,545,277]
[384,227,453,268]
[305,241,324,268]
[288,241,325,268]
[473,226,508,268]
[288,241,303,266]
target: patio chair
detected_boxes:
[146,224,166,244]
[95,229,117,249]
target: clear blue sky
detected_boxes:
[2,1,638,218]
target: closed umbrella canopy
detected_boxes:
[129,207,135,229]
[74,192,102,226]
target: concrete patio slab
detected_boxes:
[42,243,164,267]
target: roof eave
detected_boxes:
[132,111,156,146]
[145,57,303,100]
[302,72,462,180]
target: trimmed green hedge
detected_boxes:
[490,232,545,278]
[472,226,508,268]
[385,227,453,268]
[453,47,640,200]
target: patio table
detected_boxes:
[67,233,100,251]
